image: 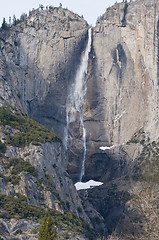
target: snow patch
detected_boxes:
[114,110,126,122]
[75,180,103,191]
[99,146,114,150]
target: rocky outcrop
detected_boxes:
[0,1,159,239]
[0,218,38,240]
[75,128,159,238]
[0,7,96,239]
[0,140,91,221]
[0,7,89,136]
[0,136,94,239]
[84,0,159,180]
[78,1,159,238]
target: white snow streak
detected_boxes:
[99,146,115,150]
[75,180,103,191]
[114,110,126,122]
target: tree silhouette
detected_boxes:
[20,13,27,22]
[38,216,57,240]
[9,16,11,26]
[13,14,17,26]
[39,4,44,10]
[2,18,7,30]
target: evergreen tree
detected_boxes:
[39,4,44,10]
[9,16,11,27]
[20,13,27,22]
[13,14,17,26]
[38,216,57,240]
[2,18,6,30]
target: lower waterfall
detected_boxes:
[65,28,92,182]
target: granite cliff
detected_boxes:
[0,7,95,240]
[0,107,95,239]
[85,0,159,180]
[0,1,159,239]
[82,0,159,239]
[0,6,89,134]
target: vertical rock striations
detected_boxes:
[0,8,92,239]
[81,1,159,238]
[0,7,89,136]
[66,28,92,182]
[85,0,159,180]
[0,2,159,238]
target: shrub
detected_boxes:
[77,207,82,213]
[8,158,37,177]
[15,229,23,234]
[10,175,21,185]
[0,106,61,148]
[45,174,53,190]
[17,91,21,98]
[0,140,6,155]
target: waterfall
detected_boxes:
[65,28,92,181]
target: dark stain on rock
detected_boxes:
[112,48,117,64]
[112,44,127,80]
[117,44,127,68]
[86,43,100,111]
[121,3,128,27]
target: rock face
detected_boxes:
[0,1,159,239]
[0,7,89,136]
[0,139,92,239]
[84,0,159,180]
[79,1,159,238]
[2,142,82,214]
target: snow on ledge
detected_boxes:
[99,146,114,150]
[75,180,103,191]
[114,110,126,123]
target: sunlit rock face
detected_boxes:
[0,2,159,238]
[84,0,159,180]
[0,7,89,137]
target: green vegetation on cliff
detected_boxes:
[0,106,61,147]
[0,193,96,240]
[132,141,159,183]
[1,157,38,185]
[8,157,37,176]
[38,216,57,240]
[0,140,6,155]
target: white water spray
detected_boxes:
[65,28,92,181]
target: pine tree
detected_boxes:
[38,216,57,240]
[13,14,17,26]
[9,16,11,27]
[39,4,44,10]
[20,13,27,22]
[2,18,6,30]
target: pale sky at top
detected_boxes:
[0,0,123,26]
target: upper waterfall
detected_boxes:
[65,28,92,182]
[73,28,92,113]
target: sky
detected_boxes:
[0,0,123,27]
